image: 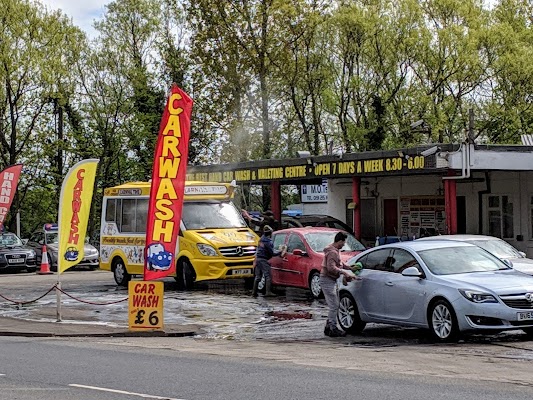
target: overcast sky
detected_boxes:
[39,0,111,37]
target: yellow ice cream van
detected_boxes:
[99,181,258,288]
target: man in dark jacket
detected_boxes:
[252,225,286,297]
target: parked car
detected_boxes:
[337,240,533,342]
[417,234,533,275]
[25,223,99,272]
[261,227,365,298]
[281,214,354,234]
[0,232,37,273]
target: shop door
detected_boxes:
[383,199,398,236]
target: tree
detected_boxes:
[478,0,533,143]
[0,0,84,233]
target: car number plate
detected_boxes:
[517,312,533,321]
[232,269,251,276]
[8,258,24,264]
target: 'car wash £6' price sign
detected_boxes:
[128,281,164,331]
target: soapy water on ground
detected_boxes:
[2,273,533,350]
[0,277,331,341]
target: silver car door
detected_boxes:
[356,248,391,319]
[383,249,427,324]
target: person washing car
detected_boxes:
[252,225,286,297]
[320,231,357,337]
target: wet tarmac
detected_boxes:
[0,272,332,341]
[2,270,533,350]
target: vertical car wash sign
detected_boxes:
[57,159,99,274]
[144,84,193,281]
[0,164,23,230]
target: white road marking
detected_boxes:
[0,374,5,376]
[69,384,186,400]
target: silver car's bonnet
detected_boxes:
[438,270,533,294]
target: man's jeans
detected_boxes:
[320,275,338,328]
[254,258,271,282]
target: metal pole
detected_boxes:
[16,211,20,237]
[56,280,62,322]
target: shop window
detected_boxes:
[487,195,513,239]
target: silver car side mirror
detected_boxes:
[502,259,513,268]
[519,251,527,258]
[401,266,422,277]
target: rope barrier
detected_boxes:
[0,284,58,305]
[54,286,128,305]
[0,285,128,306]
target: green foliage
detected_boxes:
[2,0,533,236]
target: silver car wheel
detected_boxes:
[432,303,453,339]
[310,273,321,298]
[338,295,354,328]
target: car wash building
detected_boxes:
[186,141,533,257]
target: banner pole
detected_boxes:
[56,246,62,322]
[56,278,62,322]
[16,212,20,237]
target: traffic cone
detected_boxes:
[37,245,53,275]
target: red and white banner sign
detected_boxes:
[144,84,193,281]
[0,164,23,229]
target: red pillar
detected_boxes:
[444,171,457,234]
[449,177,457,234]
[352,177,361,240]
[270,180,282,226]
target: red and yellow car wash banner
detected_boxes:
[0,164,23,230]
[57,159,99,274]
[144,84,193,281]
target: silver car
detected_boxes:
[418,234,533,275]
[338,240,533,342]
[26,228,99,272]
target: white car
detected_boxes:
[418,235,533,275]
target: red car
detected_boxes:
[265,227,365,298]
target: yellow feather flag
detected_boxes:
[57,159,99,274]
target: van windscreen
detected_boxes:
[182,201,247,230]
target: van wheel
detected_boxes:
[113,258,131,286]
[177,259,195,290]
[308,271,322,299]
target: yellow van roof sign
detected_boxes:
[184,185,227,196]
[103,181,234,199]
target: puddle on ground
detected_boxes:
[3,279,533,354]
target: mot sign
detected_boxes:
[301,181,328,203]
[128,281,164,331]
